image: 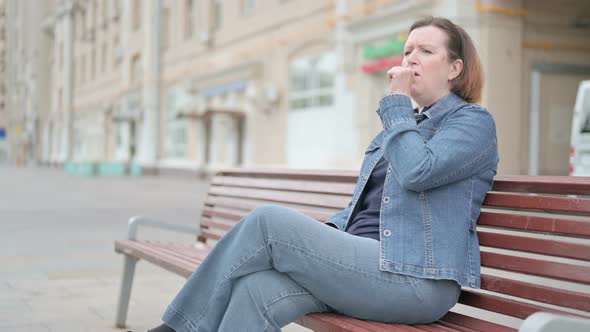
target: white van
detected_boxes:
[570,80,590,176]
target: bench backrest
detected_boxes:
[200,168,590,326]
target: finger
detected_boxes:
[387,67,401,80]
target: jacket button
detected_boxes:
[387,166,392,173]
[383,196,390,204]
[383,230,392,237]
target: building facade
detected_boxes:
[3,0,54,166]
[0,0,6,163]
[5,0,590,175]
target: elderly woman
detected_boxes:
[148,16,499,332]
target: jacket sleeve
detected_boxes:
[323,203,352,230]
[377,94,498,192]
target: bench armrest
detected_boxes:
[127,215,201,240]
[519,312,590,332]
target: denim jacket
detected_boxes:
[326,93,499,288]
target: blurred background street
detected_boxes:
[0,165,204,331]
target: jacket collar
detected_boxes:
[421,92,467,119]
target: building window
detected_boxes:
[289,52,336,111]
[131,54,141,83]
[113,35,120,67]
[212,0,222,31]
[80,55,86,83]
[242,0,256,16]
[58,88,63,111]
[72,59,76,86]
[102,0,108,26]
[101,42,108,73]
[75,57,80,84]
[92,0,97,28]
[132,0,141,30]
[91,48,96,80]
[59,42,63,71]
[165,89,188,159]
[79,11,86,39]
[185,0,194,40]
[111,0,121,22]
[161,8,170,51]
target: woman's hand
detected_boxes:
[387,66,414,97]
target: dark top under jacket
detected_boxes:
[331,106,431,241]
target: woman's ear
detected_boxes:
[448,59,463,81]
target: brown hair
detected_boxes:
[409,17,483,103]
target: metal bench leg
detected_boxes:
[115,255,139,328]
[114,215,200,327]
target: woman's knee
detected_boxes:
[233,271,326,327]
[244,204,291,228]
[248,205,287,219]
[233,270,304,307]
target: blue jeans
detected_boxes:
[163,205,461,332]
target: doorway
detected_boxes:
[528,63,590,175]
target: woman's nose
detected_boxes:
[405,51,418,65]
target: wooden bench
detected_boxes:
[114,168,590,331]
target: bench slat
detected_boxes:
[481,274,590,312]
[202,207,328,225]
[296,313,380,332]
[201,207,331,229]
[478,211,590,237]
[492,175,590,196]
[205,196,260,212]
[212,175,356,195]
[146,241,209,265]
[439,312,516,332]
[298,313,427,332]
[347,319,463,332]
[411,324,461,332]
[481,251,590,284]
[478,231,590,261]
[321,317,420,332]
[219,168,359,182]
[201,217,233,232]
[459,290,576,320]
[205,197,336,221]
[202,208,244,224]
[484,192,590,214]
[433,320,479,332]
[115,240,196,278]
[200,226,222,241]
[210,186,349,209]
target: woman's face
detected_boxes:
[402,25,462,107]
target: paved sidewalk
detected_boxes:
[0,166,308,332]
